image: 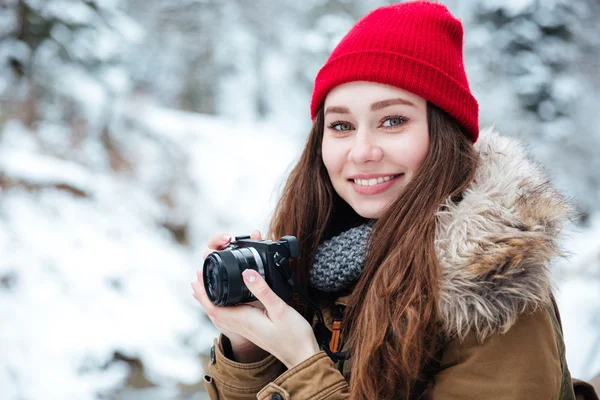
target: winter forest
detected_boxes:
[0,0,599,398]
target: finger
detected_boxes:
[250,230,262,241]
[196,269,204,285]
[192,271,207,298]
[193,271,261,317]
[207,233,232,250]
[191,282,210,309]
[247,300,266,310]
[191,277,222,319]
[242,269,285,319]
[192,271,214,308]
[191,278,264,337]
[191,277,204,296]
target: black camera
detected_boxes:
[203,235,299,306]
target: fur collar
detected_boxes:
[435,127,574,342]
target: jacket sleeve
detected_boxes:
[426,308,565,400]
[257,351,350,400]
[203,335,287,400]
[204,336,350,400]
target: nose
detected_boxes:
[348,127,383,164]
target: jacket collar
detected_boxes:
[435,127,574,341]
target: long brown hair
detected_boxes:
[269,102,479,399]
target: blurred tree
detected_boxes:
[0,0,142,168]
[124,0,222,114]
[459,0,600,218]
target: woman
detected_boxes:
[192,2,589,399]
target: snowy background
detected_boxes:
[0,0,599,399]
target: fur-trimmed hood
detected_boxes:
[435,127,575,342]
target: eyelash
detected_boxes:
[326,114,409,132]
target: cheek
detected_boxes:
[321,141,344,178]
[414,139,429,169]
[406,130,430,171]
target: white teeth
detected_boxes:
[353,175,398,186]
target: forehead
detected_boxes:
[324,81,424,108]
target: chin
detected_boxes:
[351,203,385,219]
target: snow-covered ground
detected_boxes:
[1,101,598,398]
[554,213,600,379]
[0,102,302,399]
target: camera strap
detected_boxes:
[273,253,348,363]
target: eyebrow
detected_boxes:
[324,97,416,115]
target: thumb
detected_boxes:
[250,230,262,240]
[242,269,284,318]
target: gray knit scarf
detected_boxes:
[309,224,373,292]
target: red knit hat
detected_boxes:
[310,1,479,142]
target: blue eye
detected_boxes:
[327,121,353,131]
[382,116,407,127]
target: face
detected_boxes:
[321,81,429,219]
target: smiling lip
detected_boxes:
[350,174,404,195]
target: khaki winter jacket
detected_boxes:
[203,128,579,400]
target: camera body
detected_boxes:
[203,235,299,306]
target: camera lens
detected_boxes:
[203,247,265,306]
[205,258,223,301]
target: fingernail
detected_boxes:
[222,234,231,242]
[243,269,257,283]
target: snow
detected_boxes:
[0,101,303,399]
[124,101,303,241]
[555,213,600,379]
[558,278,600,378]
[43,0,96,25]
[477,0,535,16]
[0,172,212,398]
[0,148,93,193]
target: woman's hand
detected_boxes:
[192,235,320,369]
[196,231,267,362]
